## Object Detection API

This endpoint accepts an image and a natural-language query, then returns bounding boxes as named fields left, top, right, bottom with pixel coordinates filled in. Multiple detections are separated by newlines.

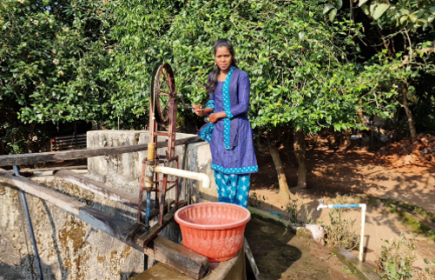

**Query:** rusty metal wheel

left=150, top=63, right=176, bottom=125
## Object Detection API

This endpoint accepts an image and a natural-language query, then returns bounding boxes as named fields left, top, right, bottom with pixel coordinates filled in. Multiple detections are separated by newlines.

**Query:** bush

left=377, top=234, right=416, bottom=280
left=324, top=194, right=359, bottom=250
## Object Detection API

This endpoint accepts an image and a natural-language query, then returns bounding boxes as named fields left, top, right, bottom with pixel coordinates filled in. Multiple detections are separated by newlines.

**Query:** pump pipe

left=152, top=166, right=210, bottom=189
left=13, top=165, right=44, bottom=280
left=317, top=199, right=366, bottom=261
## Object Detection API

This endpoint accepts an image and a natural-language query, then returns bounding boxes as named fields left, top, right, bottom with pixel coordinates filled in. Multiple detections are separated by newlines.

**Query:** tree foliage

left=0, top=0, right=111, bottom=124
left=163, top=0, right=385, bottom=135
left=325, top=0, right=435, bottom=29
left=100, top=0, right=184, bottom=126
left=1, top=0, right=413, bottom=142
left=1, top=0, right=434, bottom=197
left=144, top=0, right=399, bottom=192
left=323, top=0, right=435, bottom=142
left=1, top=0, right=113, bottom=152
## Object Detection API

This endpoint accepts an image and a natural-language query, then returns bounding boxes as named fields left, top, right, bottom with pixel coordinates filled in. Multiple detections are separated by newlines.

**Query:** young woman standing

left=194, top=39, right=258, bottom=208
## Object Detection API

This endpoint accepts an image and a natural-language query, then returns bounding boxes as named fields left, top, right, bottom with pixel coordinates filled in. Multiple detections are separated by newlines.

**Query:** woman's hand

left=209, top=112, right=228, bottom=123
left=209, top=113, right=218, bottom=123
left=192, top=104, right=205, bottom=116
left=193, top=104, right=215, bottom=117
left=194, top=109, right=207, bottom=116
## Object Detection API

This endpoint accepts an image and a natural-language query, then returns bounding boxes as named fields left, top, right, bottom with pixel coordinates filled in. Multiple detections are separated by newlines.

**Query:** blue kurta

left=199, top=70, right=258, bottom=175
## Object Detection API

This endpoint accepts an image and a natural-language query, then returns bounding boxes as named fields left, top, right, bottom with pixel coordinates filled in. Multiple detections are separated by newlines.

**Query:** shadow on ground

left=251, top=143, right=435, bottom=215
left=245, top=217, right=301, bottom=280
left=245, top=214, right=358, bottom=280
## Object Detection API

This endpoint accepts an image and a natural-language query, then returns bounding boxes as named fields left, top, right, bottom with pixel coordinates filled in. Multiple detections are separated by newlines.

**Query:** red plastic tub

left=175, top=202, right=251, bottom=262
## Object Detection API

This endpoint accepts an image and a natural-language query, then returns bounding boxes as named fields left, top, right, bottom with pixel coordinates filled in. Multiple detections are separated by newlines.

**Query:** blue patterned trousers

left=214, top=171, right=250, bottom=208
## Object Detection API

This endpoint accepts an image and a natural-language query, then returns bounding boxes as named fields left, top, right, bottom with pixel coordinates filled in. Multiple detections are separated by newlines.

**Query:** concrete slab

left=333, top=247, right=381, bottom=280
left=130, top=248, right=246, bottom=280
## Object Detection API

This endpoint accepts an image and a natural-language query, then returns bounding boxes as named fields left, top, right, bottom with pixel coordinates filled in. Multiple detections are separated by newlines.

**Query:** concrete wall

left=0, top=176, right=144, bottom=280
left=183, top=142, right=218, bottom=204
left=0, top=130, right=218, bottom=280
left=87, top=130, right=218, bottom=204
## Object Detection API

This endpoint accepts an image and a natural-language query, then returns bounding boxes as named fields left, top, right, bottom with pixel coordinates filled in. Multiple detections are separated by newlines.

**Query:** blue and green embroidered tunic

left=198, top=67, right=258, bottom=175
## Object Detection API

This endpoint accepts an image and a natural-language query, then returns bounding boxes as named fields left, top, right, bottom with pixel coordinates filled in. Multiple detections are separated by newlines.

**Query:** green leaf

left=373, top=4, right=390, bottom=20
left=430, top=6, right=435, bottom=15
left=416, top=19, right=427, bottom=27
left=424, top=258, right=430, bottom=264
left=416, top=9, right=425, bottom=19
left=336, top=0, right=343, bottom=10
left=400, top=8, right=410, bottom=15
left=358, top=0, right=369, bottom=7
left=387, top=262, right=397, bottom=277
left=409, top=14, right=417, bottom=23
left=329, top=8, right=337, bottom=22
left=323, top=4, right=335, bottom=15
left=361, top=5, right=370, bottom=15
left=369, top=3, right=377, bottom=16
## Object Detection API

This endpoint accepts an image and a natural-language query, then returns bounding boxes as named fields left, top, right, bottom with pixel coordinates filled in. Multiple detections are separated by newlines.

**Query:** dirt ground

left=249, top=137, right=435, bottom=274
left=245, top=216, right=359, bottom=280
left=251, top=139, right=435, bottom=213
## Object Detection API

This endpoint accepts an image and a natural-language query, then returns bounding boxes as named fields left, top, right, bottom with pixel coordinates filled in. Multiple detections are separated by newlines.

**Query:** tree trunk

left=356, top=100, right=365, bottom=123
left=339, top=130, right=351, bottom=150
left=401, top=84, right=417, bottom=143
left=0, top=140, right=5, bottom=155
left=27, top=122, right=37, bottom=153
left=268, top=141, right=291, bottom=198
left=392, top=107, right=400, bottom=143
left=293, top=129, right=307, bottom=188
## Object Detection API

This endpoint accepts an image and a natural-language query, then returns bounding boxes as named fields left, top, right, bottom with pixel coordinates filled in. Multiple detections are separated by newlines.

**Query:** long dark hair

left=205, top=39, right=237, bottom=95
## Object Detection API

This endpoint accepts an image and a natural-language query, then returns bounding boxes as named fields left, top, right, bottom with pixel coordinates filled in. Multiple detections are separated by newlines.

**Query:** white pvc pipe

left=359, top=204, right=366, bottom=262
left=317, top=200, right=367, bottom=261
left=153, top=166, right=211, bottom=189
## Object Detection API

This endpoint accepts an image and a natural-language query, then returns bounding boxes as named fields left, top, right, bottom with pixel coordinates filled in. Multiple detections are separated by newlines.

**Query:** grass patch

left=381, top=198, right=435, bottom=242
left=353, top=195, right=435, bottom=241
left=384, top=199, right=435, bottom=223
left=367, top=197, right=381, bottom=206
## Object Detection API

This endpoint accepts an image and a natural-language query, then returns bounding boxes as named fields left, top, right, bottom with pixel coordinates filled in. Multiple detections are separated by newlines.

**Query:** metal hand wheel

left=150, top=63, right=176, bottom=125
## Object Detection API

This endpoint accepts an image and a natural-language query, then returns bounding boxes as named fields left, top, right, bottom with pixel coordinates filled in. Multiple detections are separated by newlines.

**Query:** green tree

left=101, top=0, right=185, bottom=129
left=0, top=0, right=188, bottom=154
left=0, top=0, right=111, bottom=153
left=324, top=0, right=435, bottom=143
left=152, top=0, right=394, bottom=196
left=3, top=0, right=424, bottom=199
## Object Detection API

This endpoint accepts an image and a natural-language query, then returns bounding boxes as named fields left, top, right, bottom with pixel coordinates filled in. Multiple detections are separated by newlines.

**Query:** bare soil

left=249, top=137, right=435, bottom=274
left=245, top=216, right=359, bottom=280
left=252, top=141, right=434, bottom=209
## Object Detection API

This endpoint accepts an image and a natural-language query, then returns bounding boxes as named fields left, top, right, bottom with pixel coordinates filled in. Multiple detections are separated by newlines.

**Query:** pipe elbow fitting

left=198, top=173, right=210, bottom=189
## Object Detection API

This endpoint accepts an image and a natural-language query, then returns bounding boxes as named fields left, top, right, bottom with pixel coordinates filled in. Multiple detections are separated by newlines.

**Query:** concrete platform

left=131, top=248, right=246, bottom=280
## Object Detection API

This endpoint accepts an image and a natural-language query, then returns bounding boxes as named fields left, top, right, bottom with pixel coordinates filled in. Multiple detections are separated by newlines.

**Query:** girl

left=194, top=39, right=258, bottom=208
